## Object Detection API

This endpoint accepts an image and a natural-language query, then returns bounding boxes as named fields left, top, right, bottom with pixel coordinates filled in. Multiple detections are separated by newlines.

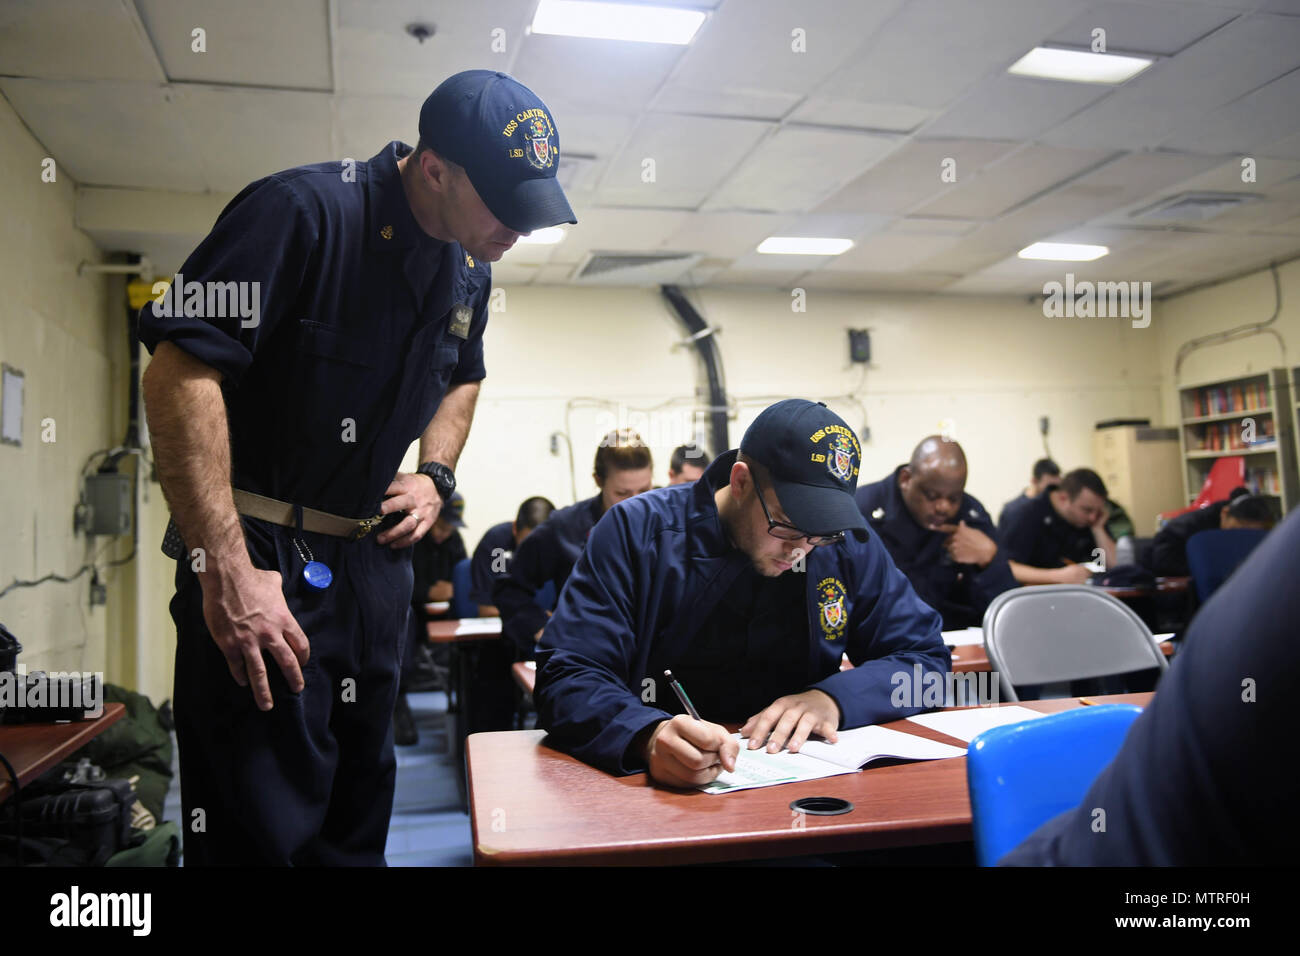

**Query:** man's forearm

left=142, top=343, right=251, bottom=582
left=1008, top=560, right=1072, bottom=585
left=1093, top=528, right=1117, bottom=568
left=418, top=381, right=480, bottom=469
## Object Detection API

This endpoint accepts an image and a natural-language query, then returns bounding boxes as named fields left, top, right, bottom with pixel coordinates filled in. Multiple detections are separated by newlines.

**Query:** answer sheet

left=699, top=735, right=859, bottom=794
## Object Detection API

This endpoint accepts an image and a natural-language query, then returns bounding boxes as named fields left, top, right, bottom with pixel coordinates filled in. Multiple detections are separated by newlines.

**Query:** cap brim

left=769, top=478, right=869, bottom=542
left=488, top=172, right=574, bottom=232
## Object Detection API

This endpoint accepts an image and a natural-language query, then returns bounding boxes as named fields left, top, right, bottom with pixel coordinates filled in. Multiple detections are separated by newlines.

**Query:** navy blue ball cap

left=442, top=491, right=466, bottom=528
left=739, top=400, right=868, bottom=541
left=419, top=70, right=577, bottom=234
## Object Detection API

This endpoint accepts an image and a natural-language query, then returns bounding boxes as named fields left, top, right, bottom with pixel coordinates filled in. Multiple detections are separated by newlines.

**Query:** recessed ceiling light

left=1018, top=242, right=1109, bottom=262
left=757, top=237, right=854, bottom=256
left=1008, top=46, right=1153, bottom=84
left=517, top=227, right=567, bottom=245
left=532, top=0, right=706, bottom=45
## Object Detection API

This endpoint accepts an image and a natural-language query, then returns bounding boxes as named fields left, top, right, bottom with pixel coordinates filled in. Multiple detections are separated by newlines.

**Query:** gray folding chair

left=982, top=585, right=1169, bottom=702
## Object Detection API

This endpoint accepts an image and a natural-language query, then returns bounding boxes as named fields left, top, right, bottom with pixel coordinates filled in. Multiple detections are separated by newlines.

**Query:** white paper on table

left=699, top=735, right=859, bottom=794
left=905, top=705, right=1045, bottom=744
left=941, top=627, right=985, bottom=647
left=797, top=724, right=966, bottom=769
left=453, top=617, right=503, bottom=635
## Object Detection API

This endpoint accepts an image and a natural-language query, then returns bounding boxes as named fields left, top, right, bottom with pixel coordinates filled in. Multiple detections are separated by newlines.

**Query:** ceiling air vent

left=572, top=251, right=702, bottom=285
left=1130, top=192, right=1261, bottom=223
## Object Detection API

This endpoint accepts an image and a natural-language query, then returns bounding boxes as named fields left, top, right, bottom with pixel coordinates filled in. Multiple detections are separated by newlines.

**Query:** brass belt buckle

left=351, top=514, right=384, bottom=541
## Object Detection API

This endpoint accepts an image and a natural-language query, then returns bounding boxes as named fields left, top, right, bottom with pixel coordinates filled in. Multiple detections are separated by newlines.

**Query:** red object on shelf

left=1160, top=455, right=1246, bottom=524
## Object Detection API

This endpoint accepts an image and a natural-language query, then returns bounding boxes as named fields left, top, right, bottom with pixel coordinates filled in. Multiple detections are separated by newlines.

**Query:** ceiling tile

left=703, top=126, right=900, bottom=213
left=137, top=0, right=332, bottom=90
left=814, top=138, right=1020, bottom=217
left=911, top=145, right=1116, bottom=219
left=596, top=113, right=772, bottom=208
left=1040, top=13, right=1300, bottom=150
left=334, top=0, right=533, bottom=97
left=0, top=0, right=161, bottom=82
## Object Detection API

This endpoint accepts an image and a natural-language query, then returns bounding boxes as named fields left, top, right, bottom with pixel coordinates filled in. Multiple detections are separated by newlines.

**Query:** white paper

left=941, top=627, right=985, bottom=647
left=797, top=724, right=966, bottom=769
left=453, top=617, right=503, bottom=635
left=699, top=735, right=859, bottom=794
left=905, top=705, right=1045, bottom=744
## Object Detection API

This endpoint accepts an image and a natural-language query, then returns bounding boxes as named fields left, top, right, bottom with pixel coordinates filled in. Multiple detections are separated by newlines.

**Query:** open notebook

left=700, top=726, right=966, bottom=794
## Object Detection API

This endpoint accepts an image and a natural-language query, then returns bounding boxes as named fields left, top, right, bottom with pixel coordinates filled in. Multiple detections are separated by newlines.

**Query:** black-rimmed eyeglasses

left=752, top=474, right=845, bottom=548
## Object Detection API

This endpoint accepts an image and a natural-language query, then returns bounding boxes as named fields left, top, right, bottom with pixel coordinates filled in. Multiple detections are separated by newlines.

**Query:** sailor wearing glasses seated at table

left=534, top=399, right=950, bottom=789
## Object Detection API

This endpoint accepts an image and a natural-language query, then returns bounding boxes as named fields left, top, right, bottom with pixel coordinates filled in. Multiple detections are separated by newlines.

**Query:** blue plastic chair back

left=533, top=579, right=557, bottom=613
left=450, top=558, right=475, bottom=619
left=967, top=704, right=1143, bottom=866
left=1186, top=528, right=1269, bottom=603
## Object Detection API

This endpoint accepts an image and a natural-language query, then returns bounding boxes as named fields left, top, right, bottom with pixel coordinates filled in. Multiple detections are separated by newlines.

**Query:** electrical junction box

left=85, top=472, right=132, bottom=536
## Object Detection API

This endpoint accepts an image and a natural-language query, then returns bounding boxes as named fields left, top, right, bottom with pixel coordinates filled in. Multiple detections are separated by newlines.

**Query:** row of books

left=1190, top=418, right=1276, bottom=452
left=1245, top=468, right=1281, bottom=495
left=1185, top=381, right=1271, bottom=417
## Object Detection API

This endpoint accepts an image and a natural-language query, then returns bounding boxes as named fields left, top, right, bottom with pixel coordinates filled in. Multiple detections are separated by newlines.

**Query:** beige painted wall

left=440, top=283, right=1167, bottom=551
left=0, top=94, right=125, bottom=689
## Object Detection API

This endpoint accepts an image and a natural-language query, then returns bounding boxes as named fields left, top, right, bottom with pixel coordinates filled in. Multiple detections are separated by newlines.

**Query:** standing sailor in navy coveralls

left=855, top=436, right=1017, bottom=630
left=535, top=401, right=949, bottom=788
left=139, top=71, right=575, bottom=864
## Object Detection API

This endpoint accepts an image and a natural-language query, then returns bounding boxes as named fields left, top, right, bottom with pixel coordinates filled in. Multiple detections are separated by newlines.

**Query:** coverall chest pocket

left=288, top=320, right=383, bottom=443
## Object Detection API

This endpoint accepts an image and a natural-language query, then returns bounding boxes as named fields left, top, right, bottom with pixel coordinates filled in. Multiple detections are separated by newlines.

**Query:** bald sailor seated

left=856, top=436, right=1017, bottom=630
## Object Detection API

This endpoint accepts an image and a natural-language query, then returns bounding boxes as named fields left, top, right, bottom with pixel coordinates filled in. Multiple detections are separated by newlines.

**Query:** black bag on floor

left=0, top=777, right=135, bottom=858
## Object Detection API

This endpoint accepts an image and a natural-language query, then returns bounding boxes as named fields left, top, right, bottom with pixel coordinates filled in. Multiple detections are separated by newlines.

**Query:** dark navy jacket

left=493, top=495, right=603, bottom=653
left=856, top=466, right=1017, bottom=629
left=999, top=489, right=1097, bottom=568
left=1147, top=502, right=1226, bottom=577
left=137, top=141, right=491, bottom=518
left=469, top=521, right=516, bottom=606
left=534, top=451, right=950, bottom=776
left=1002, top=510, right=1298, bottom=865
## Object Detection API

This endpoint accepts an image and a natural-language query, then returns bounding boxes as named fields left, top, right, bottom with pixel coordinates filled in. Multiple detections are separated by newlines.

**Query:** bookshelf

left=1178, top=368, right=1299, bottom=514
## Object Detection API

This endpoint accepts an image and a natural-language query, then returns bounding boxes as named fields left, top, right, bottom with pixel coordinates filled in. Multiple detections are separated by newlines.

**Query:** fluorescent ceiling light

left=532, top=1, right=705, bottom=45
left=517, top=227, right=567, bottom=245
left=757, top=237, right=853, bottom=256
left=1018, top=242, right=1109, bottom=262
left=1008, top=46, right=1153, bottom=84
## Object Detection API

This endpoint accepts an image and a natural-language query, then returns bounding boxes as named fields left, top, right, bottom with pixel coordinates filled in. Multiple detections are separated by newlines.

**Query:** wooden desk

left=511, top=644, right=1169, bottom=694
left=0, top=703, right=126, bottom=804
left=949, top=640, right=1174, bottom=673
left=468, top=692, right=1152, bottom=866
left=1093, top=576, right=1191, bottom=601
left=426, top=617, right=506, bottom=808
left=512, top=661, right=536, bottom=695
left=426, top=617, right=503, bottom=643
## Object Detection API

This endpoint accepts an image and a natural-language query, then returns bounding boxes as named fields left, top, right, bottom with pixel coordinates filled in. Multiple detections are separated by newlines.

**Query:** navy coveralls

left=468, top=520, right=516, bottom=607
left=137, top=141, right=490, bottom=865
left=998, top=489, right=1098, bottom=569
left=534, top=451, right=950, bottom=776
left=493, top=495, right=603, bottom=655
left=855, top=465, right=1018, bottom=629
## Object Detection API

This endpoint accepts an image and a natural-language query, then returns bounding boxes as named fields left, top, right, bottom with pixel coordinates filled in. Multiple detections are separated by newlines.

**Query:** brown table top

left=0, top=703, right=126, bottom=804
left=949, top=639, right=1172, bottom=673
left=512, top=661, right=536, bottom=694
left=427, top=617, right=504, bottom=643
left=468, top=692, right=1153, bottom=866
left=511, top=642, right=1169, bottom=691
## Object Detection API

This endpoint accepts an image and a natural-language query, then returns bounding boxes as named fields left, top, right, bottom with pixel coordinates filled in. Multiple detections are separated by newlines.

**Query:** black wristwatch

left=417, top=461, right=456, bottom=503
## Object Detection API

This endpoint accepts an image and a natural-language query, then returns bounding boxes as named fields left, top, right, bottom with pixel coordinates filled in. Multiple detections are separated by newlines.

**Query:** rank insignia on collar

left=380, top=224, right=393, bottom=240
left=450, top=304, right=472, bottom=339
left=466, top=253, right=475, bottom=268
left=871, top=507, right=885, bottom=520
